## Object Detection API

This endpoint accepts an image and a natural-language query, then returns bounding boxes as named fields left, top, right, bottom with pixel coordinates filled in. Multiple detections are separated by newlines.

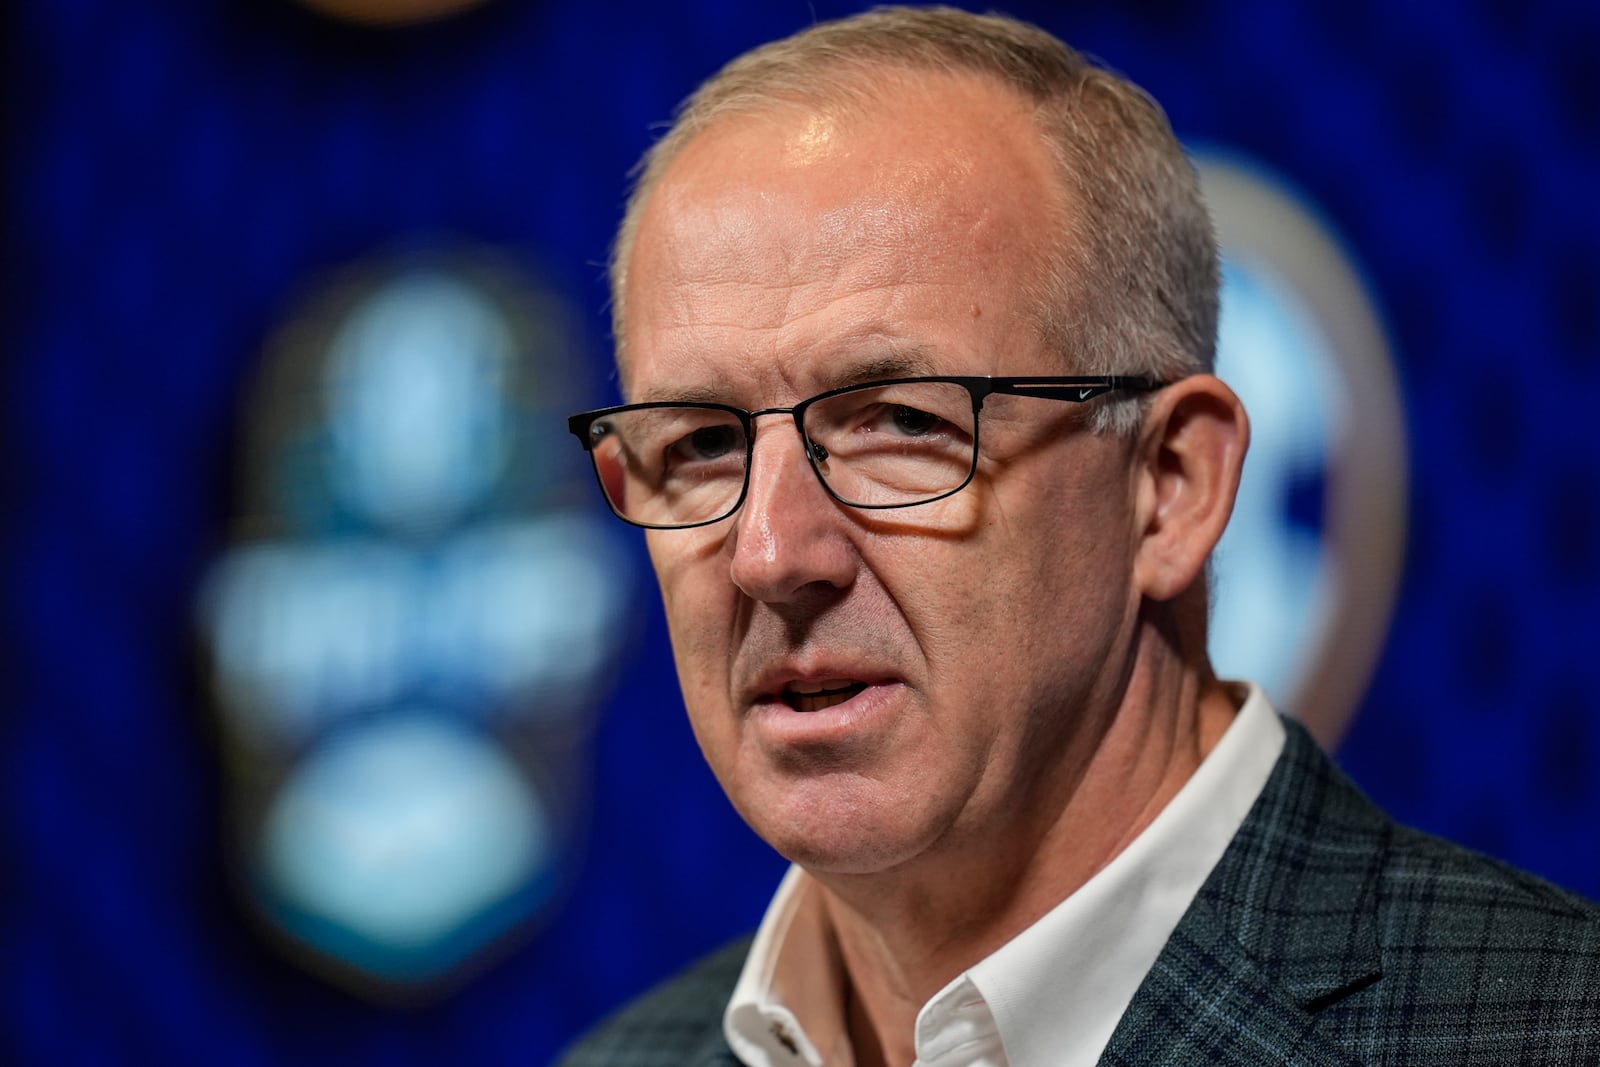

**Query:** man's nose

left=727, top=420, right=855, bottom=602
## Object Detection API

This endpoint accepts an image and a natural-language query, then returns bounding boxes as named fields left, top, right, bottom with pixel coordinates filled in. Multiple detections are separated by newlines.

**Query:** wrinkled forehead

left=616, top=72, right=1069, bottom=391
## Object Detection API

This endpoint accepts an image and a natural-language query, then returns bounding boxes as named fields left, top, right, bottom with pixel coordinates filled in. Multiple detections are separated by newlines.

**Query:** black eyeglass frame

left=566, top=374, right=1168, bottom=530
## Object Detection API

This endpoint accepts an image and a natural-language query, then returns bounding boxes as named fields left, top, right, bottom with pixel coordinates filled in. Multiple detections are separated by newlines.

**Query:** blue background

left=6, top=0, right=1599, bottom=1063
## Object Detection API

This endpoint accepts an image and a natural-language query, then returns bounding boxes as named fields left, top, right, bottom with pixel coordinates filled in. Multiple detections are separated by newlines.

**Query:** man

left=561, top=7, right=1600, bottom=1065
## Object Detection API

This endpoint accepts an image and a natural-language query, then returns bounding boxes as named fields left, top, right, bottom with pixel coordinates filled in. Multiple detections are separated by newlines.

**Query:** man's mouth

left=781, top=680, right=868, bottom=713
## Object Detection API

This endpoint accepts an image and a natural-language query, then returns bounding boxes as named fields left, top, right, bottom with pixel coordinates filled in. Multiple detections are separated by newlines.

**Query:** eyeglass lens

left=587, top=380, right=979, bottom=527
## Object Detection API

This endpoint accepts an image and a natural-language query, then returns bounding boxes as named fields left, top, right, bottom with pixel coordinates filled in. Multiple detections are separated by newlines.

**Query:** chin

left=770, top=837, right=911, bottom=877
left=741, top=786, right=941, bottom=878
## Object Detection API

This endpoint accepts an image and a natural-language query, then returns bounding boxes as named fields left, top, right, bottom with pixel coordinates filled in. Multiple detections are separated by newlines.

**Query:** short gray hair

left=610, top=5, right=1218, bottom=433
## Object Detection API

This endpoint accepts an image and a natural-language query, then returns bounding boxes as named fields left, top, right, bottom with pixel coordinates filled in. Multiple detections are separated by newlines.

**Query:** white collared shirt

left=724, top=684, right=1287, bottom=1067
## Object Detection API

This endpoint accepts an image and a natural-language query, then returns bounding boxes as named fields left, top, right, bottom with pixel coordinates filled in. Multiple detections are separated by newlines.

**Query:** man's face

left=621, top=73, right=1147, bottom=878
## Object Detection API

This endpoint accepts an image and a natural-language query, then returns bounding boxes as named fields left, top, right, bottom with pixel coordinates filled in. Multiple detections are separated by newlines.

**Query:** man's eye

left=668, top=424, right=741, bottom=463
left=889, top=405, right=943, bottom=437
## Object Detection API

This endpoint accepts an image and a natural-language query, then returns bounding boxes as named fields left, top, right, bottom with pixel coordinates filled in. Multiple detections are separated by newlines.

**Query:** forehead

left=621, top=71, right=1068, bottom=402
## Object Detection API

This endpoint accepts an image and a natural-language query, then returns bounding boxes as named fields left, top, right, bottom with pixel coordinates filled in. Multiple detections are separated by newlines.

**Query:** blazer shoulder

left=556, top=937, right=751, bottom=1067
left=1378, top=819, right=1600, bottom=962
left=1278, top=718, right=1600, bottom=1005
left=1115, top=719, right=1600, bottom=1064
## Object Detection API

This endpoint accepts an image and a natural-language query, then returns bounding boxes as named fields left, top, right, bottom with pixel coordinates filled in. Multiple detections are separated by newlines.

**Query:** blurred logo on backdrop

left=198, top=245, right=634, bottom=995
left=1198, top=154, right=1407, bottom=746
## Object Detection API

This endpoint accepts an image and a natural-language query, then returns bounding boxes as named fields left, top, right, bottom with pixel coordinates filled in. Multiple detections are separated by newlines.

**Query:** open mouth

left=782, top=680, right=868, bottom=713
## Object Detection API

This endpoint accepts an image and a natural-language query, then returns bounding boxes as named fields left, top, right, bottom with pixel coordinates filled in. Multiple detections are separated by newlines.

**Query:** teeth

left=786, top=679, right=856, bottom=696
left=782, top=681, right=866, bottom=712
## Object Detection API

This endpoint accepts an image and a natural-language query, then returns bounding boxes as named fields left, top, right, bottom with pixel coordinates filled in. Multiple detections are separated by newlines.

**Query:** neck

left=814, top=621, right=1237, bottom=1066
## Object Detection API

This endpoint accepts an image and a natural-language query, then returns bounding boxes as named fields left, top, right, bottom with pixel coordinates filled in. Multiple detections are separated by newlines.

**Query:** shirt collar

left=725, top=684, right=1286, bottom=1067
left=725, top=866, right=854, bottom=1067
left=959, top=683, right=1284, bottom=1066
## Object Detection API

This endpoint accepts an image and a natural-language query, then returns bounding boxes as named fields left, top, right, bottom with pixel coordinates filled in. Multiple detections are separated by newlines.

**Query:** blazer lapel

left=1099, top=720, right=1388, bottom=1066
left=1098, top=895, right=1363, bottom=1066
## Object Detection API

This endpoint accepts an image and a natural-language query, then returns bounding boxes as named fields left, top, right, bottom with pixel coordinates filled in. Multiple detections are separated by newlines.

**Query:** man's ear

left=1131, top=374, right=1250, bottom=602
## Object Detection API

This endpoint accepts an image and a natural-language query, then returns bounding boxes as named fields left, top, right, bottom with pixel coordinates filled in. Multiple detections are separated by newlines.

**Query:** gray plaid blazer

left=559, top=720, right=1600, bottom=1065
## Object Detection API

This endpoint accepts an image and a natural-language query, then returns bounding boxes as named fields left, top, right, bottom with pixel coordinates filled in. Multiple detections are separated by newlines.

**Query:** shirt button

left=771, top=1020, right=800, bottom=1056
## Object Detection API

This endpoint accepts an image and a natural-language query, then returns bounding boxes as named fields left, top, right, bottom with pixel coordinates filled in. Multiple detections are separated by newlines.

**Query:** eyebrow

left=633, top=383, right=728, bottom=404
left=833, top=349, right=939, bottom=387
left=634, top=345, right=941, bottom=405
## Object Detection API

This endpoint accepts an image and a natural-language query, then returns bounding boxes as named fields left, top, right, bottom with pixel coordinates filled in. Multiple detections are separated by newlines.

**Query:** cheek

left=648, top=528, right=724, bottom=603
left=659, top=577, right=739, bottom=763
left=971, top=481, right=1133, bottom=650
left=648, top=538, right=730, bottom=683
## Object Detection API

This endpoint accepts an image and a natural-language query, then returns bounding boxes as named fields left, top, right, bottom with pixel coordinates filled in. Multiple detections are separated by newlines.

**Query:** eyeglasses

left=567, top=375, right=1166, bottom=530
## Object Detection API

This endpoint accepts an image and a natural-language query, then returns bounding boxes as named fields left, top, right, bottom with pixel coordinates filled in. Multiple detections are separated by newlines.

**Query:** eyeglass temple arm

left=987, top=376, right=1165, bottom=402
